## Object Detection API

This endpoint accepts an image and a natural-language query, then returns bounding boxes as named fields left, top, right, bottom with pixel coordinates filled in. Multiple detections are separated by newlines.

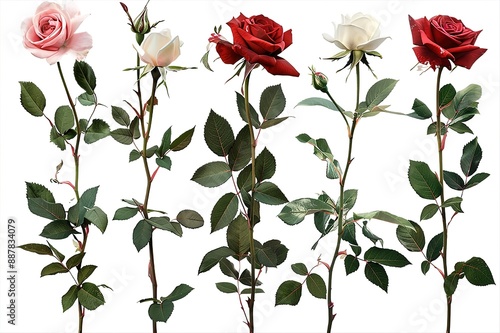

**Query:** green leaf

left=444, top=271, right=461, bottom=296
left=278, top=198, right=335, bottom=225
left=442, top=197, right=463, bottom=213
left=170, top=126, right=195, bottom=151
left=351, top=244, right=362, bottom=257
left=256, top=245, right=278, bottom=268
left=364, top=247, right=411, bottom=267
left=47, top=241, right=65, bottom=262
left=427, top=122, right=447, bottom=136
left=450, top=106, right=479, bottom=125
left=237, top=165, right=252, bottom=192
left=147, top=217, right=182, bottom=237
left=366, top=78, right=398, bottom=110
left=62, top=285, right=78, bottom=312
left=408, top=98, right=432, bottom=119
left=421, top=261, right=431, bottom=275
left=74, top=61, right=96, bottom=94
left=291, top=263, right=308, bottom=276
left=275, top=280, right=302, bottom=305
left=255, top=148, right=276, bottom=182
left=113, top=207, right=138, bottom=220
left=354, top=211, right=414, bottom=230
left=460, top=137, right=482, bottom=177
left=26, top=182, right=55, bottom=202
left=426, top=232, right=443, bottom=262
left=226, top=214, right=250, bottom=257
left=129, top=149, right=141, bottom=162
left=157, top=127, right=171, bottom=156
left=260, top=117, right=289, bottom=129
left=66, top=252, right=85, bottom=270
left=84, top=119, right=110, bottom=144
left=408, top=160, right=442, bottom=200
left=219, top=258, right=238, bottom=279
left=40, top=220, right=78, bottom=240
left=465, top=172, right=489, bottom=189
left=78, top=265, right=97, bottom=284
left=361, top=221, right=384, bottom=247
left=236, top=92, right=260, bottom=128
left=111, top=106, right=130, bottom=126
left=130, top=116, right=140, bottom=139
left=77, top=186, right=98, bottom=225
left=453, top=84, right=482, bottom=112
left=78, top=282, right=105, bottom=310
left=443, top=171, right=465, bottom=191
left=254, top=182, right=288, bottom=205
left=198, top=246, right=236, bottom=274
left=439, top=84, right=456, bottom=109
left=148, top=301, right=174, bottom=322
left=132, top=220, right=152, bottom=252
left=306, top=273, right=326, bottom=299
left=449, top=122, right=473, bottom=134
left=241, top=288, right=264, bottom=294
left=239, top=268, right=263, bottom=286
left=215, top=282, right=238, bottom=293
left=211, top=193, right=238, bottom=233
left=78, top=92, right=95, bottom=106
left=176, top=210, right=204, bottom=229
left=228, top=126, right=251, bottom=171
left=191, top=161, right=231, bottom=188
left=396, top=221, right=425, bottom=252
left=18, top=243, right=53, bottom=256
left=345, top=255, right=360, bottom=275
left=260, top=84, right=286, bottom=120
left=50, top=127, right=66, bottom=150
left=162, top=284, right=194, bottom=302
left=54, top=106, right=75, bottom=134
left=110, top=128, right=133, bottom=145
left=19, top=81, right=45, bottom=116
left=364, top=262, right=388, bottom=292
left=41, top=262, right=68, bottom=277
left=420, top=204, right=439, bottom=221
left=85, top=206, right=108, bottom=233
left=28, top=198, right=66, bottom=221
left=156, top=156, right=172, bottom=170
left=204, top=110, right=234, bottom=157
left=462, top=257, right=495, bottom=286
left=342, top=223, right=357, bottom=245
left=296, top=97, right=346, bottom=114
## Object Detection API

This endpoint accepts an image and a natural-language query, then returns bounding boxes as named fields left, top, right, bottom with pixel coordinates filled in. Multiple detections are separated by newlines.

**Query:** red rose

left=209, top=13, right=299, bottom=77
left=409, top=15, right=486, bottom=70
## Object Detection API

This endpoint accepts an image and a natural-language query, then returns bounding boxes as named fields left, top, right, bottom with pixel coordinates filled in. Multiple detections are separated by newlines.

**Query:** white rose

left=134, top=29, right=182, bottom=77
left=323, top=13, right=389, bottom=51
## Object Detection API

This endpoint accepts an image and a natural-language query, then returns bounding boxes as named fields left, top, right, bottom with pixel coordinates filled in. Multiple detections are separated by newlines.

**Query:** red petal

left=215, top=41, right=242, bottom=64
left=283, top=29, right=293, bottom=49
left=408, top=15, right=432, bottom=46
left=234, top=44, right=276, bottom=66
left=452, top=47, right=487, bottom=69
left=261, top=56, right=300, bottom=77
left=419, top=30, right=454, bottom=59
left=413, top=46, right=451, bottom=70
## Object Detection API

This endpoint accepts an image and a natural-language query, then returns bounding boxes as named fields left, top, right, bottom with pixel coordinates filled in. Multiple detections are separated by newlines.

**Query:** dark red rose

left=409, top=15, right=486, bottom=70
left=209, top=13, right=299, bottom=77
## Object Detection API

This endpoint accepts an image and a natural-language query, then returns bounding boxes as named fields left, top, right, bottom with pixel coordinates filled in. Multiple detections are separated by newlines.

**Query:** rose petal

left=357, top=36, right=390, bottom=51
left=336, top=24, right=370, bottom=50
left=350, top=15, right=380, bottom=39
left=233, top=44, right=276, bottom=67
left=156, top=35, right=181, bottom=67
left=282, top=29, right=293, bottom=49
left=261, top=56, right=300, bottom=77
left=322, top=32, right=336, bottom=43
left=452, top=47, right=487, bottom=69
left=45, top=47, right=68, bottom=64
left=419, top=30, right=454, bottom=60
left=215, top=41, right=242, bottom=64
left=408, top=15, right=432, bottom=46
left=413, top=46, right=451, bottom=70
left=65, top=31, right=92, bottom=60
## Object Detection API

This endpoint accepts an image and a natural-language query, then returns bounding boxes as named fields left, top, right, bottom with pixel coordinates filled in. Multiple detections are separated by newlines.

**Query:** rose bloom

left=323, top=13, right=389, bottom=51
left=209, top=13, right=299, bottom=77
left=22, top=1, right=92, bottom=64
left=409, top=15, right=486, bottom=70
left=134, top=29, right=181, bottom=77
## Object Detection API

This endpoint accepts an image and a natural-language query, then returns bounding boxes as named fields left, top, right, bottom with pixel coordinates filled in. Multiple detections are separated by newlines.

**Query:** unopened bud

left=133, top=4, right=151, bottom=35
left=310, top=66, right=328, bottom=93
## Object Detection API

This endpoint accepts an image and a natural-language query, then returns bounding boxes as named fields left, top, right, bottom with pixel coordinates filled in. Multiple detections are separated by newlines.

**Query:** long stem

left=243, top=73, right=257, bottom=333
left=435, top=67, right=451, bottom=333
left=326, top=63, right=361, bottom=333
left=57, top=61, right=85, bottom=333
left=140, top=67, right=160, bottom=333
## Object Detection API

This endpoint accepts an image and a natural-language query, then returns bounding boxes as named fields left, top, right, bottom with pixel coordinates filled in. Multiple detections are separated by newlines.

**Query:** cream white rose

left=134, top=29, right=182, bottom=77
left=323, top=13, right=389, bottom=51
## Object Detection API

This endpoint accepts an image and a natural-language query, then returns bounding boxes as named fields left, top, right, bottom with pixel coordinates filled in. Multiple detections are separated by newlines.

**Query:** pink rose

left=22, top=1, right=92, bottom=64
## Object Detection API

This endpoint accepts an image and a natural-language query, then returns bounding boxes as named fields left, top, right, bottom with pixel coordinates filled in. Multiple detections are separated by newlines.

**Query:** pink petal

left=65, top=32, right=92, bottom=60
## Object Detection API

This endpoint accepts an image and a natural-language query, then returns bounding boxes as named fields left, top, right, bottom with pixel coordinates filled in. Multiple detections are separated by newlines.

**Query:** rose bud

left=133, top=4, right=151, bottom=35
left=310, top=67, right=329, bottom=93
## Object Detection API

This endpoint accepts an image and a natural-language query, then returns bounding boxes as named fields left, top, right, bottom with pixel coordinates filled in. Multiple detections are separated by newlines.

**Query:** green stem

left=57, top=61, right=84, bottom=333
left=140, top=67, right=160, bottom=333
left=326, top=63, right=360, bottom=333
left=243, top=73, right=256, bottom=333
left=435, top=66, right=451, bottom=333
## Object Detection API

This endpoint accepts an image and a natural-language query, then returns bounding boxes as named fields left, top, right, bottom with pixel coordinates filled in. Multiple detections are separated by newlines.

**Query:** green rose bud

left=309, top=66, right=328, bottom=93
left=133, top=5, right=151, bottom=35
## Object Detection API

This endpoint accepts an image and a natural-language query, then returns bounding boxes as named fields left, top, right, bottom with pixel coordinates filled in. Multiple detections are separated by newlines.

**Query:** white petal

left=350, top=16, right=380, bottom=39
left=357, top=36, right=390, bottom=51
left=156, top=35, right=181, bottom=67
left=336, top=24, right=370, bottom=50
left=322, top=33, right=336, bottom=43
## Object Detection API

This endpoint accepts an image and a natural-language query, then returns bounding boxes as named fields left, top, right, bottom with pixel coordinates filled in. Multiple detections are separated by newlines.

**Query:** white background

left=0, top=1, right=499, bottom=332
